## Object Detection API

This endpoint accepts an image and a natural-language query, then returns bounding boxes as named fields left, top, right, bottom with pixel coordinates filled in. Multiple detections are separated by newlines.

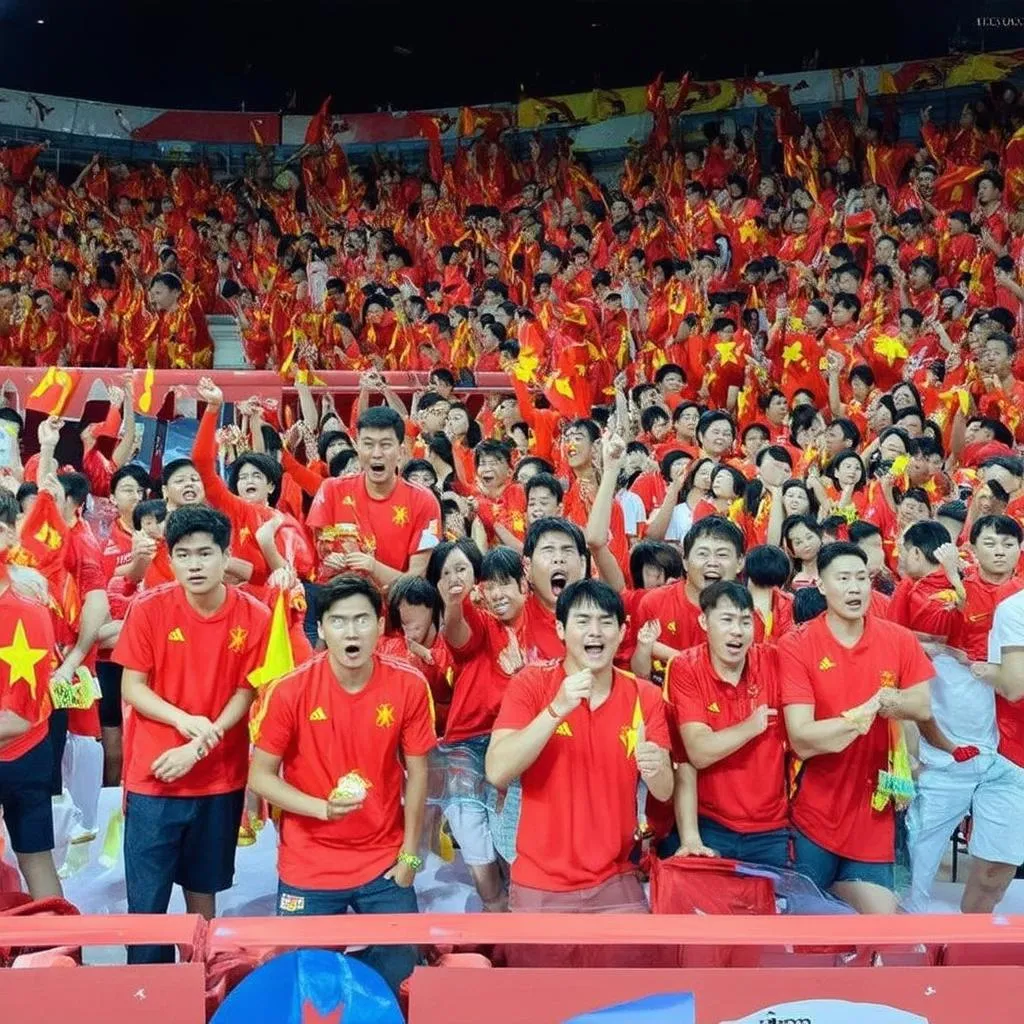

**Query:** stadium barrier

left=1, top=911, right=1023, bottom=1022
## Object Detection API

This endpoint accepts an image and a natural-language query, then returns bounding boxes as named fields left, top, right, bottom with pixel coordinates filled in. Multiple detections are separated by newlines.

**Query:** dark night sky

left=1, top=0, right=1022, bottom=115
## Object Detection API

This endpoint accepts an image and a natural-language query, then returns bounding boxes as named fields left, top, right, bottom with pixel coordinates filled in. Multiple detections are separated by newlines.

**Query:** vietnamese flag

left=542, top=341, right=593, bottom=419
left=25, top=368, right=81, bottom=417
left=933, top=164, right=984, bottom=211
left=94, top=402, right=122, bottom=440
left=305, top=96, right=332, bottom=147
left=1005, top=125, right=1024, bottom=209
left=0, top=143, right=44, bottom=183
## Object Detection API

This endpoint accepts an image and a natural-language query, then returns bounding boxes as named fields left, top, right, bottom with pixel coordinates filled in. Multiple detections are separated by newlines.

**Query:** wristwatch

left=397, top=851, right=424, bottom=871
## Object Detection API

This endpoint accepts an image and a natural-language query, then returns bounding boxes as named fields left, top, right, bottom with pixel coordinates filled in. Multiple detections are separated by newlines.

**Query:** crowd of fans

left=4, top=82, right=1024, bottom=990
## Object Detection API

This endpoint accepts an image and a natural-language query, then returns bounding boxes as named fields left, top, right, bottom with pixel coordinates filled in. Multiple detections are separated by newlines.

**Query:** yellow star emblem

left=873, top=335, right=909, bottom=366
left=33, top=522, right=63, bottom=551
left=238, top=526, right=252, bottom=543
left=375, top=702, right=395, bottom=728
left=739, top=220, right=759, bottom=243
left=0, top=620, right=49, bottom=699
left=342, top=495, right=356, bottom=506
left=818, top=656, right=836, bottom=671
left=619, top=696, right=644, bottom=757
left=228, top=626, right=248, bottom=653
left=392, top=505, right=409, bottom=526
left=715, top=341, right=739, bottom=366
left=782, top=340, right=804, bottom=367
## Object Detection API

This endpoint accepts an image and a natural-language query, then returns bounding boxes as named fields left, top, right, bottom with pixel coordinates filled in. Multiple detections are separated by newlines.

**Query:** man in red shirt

left=307, top=406, right=441, bottom=593
left=667, top=581, right=789, bottom=867
left=249, top=575, right=435, bottom=995
left=0, top=490, right=62, bottom=899
left=114, top=506, right=270, bottom=964
left=487, top=578, right=672, bottom=917
left=632, top=517, right=746, bottom=679
left=780, top=542, right=933, bottom=914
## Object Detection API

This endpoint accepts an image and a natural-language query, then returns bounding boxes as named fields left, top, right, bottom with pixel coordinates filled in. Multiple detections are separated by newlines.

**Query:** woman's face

left=892, top=386, right=917, bottom=411
left=880, top=433, right=908, bottom=462
left=711, top=469, right=737, bottom=501
left=399, top=601, right=434, bottom=645
left=694, top=461, right=716, bottom=492
left=787, top=523, right=821, bottom=564
left=439, top=547, right=476, bottom=598
left=678, top=407, right=700, bottom=435
left=836, top=456, right=863, bottom=488
left=446, top=406, right=470, bottom=436
left=782, top=486, right=810, bottom=516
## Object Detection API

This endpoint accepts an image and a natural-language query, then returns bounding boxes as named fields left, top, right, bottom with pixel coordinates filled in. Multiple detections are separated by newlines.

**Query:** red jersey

left=667, top=644, right=788, bottom=833
left=307, top=473, right=441, bottom=584
left=253, top=651, right=436, bottom=890
left=0, top=588, right=56, bottom=763
left=636, top=581, right=705, bottom=653
left=753, top=588, right=795, bottom=645
left=101, top=517, right=136, bottom=622
left=778, top=614, right=933, bottom=861
left=113, top=583, right=270, bottom=797
left=493, top=663, right=670, bottom=891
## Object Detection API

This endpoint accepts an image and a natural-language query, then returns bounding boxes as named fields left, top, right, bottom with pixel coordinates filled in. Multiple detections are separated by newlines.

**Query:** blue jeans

left=302, top=581, right=323, bottom=649
left=277, top=871, right=419, bottom=995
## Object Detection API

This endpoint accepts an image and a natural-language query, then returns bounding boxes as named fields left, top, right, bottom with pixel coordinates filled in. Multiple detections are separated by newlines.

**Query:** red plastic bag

left=649, top=856, right=777, bottom=916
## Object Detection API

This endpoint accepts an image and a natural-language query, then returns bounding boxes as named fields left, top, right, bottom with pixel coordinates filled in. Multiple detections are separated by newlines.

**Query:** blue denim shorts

left=792, top=828, right=895, bottom=892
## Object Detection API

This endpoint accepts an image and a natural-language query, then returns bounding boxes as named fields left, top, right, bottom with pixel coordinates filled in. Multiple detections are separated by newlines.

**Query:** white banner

left=721, top=1000, right=929, bottom=1024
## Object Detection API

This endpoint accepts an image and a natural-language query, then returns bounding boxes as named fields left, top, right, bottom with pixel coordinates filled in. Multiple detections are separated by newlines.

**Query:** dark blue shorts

left=698, top=817, right=791, bottom=869
left=0, top=733, right=55, bottom=854
left=124, top=789, right=245, bottom=904
left=792, top=828, right=895, bottom=892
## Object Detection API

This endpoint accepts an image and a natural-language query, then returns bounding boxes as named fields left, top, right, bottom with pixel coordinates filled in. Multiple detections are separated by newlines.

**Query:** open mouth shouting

left=367, top=460, right=389, bottom=481
left=180, top=484, right=199, bottom=503
left=581, top=639, right=606, bottom=663
left=550, top=570, right=568, bottom=597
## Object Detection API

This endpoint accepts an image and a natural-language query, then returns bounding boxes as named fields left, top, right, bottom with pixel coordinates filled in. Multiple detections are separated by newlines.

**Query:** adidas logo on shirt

left=167, top=628, right=186, bottom=642
left=555, top=722, right=573, bottom=737
left=308, top=707, right=328, bottom=722
left=818, top=656, right=836, bottom=671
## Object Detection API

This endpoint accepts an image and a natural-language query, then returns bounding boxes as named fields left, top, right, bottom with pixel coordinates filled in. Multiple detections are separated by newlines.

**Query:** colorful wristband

left=397, top=851, right=423, bottom=871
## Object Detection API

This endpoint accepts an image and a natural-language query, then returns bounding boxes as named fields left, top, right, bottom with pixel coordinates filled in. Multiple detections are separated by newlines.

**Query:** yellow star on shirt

left=375, top=702, right=396, bottom=728
left=782, top=340, right=804, bottom=367
left=0, top=620, right=49, bottom=699
left=620, top=696, right=645, bottom=758
left=392, top=505, right=409, bottom=526
left=739, top=219, right=759, bottom=243
left=715, top=340, right=739, bottom=366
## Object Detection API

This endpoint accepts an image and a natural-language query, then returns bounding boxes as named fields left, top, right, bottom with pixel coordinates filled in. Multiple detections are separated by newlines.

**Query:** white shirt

left=664, top=502, right=693, bottom=544
left=616, top=490, right=646, bottom=538
left=988, top=589, right=1024, bottom=665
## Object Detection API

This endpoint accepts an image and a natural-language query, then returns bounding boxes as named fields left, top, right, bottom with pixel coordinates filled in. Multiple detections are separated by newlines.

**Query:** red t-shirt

left=668, top=644, right=788, bottom=833
left=0, top=588, right=56, bottom=763
left=101, top=517, right=136, bottom=623
left=113, top=583, right=270, bottom=797
left=306, top=473, right=441, bottom=583
left=778, top=614, right=933, bottom=861
left=493, top=663, right=670, bottom=892
left=65, top=520, right=109, bottom=738
left=753, top=588, right=795, bottom=645
left=253, top=651, right=437, bottom=889
left=636, top=581, right=705, bottom=653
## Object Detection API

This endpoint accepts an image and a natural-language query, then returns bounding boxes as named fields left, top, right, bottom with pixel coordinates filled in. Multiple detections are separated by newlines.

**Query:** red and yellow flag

left=26, top=368, right=81, bottom=416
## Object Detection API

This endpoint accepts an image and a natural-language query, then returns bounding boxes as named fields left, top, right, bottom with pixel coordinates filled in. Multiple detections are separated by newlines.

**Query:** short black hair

left=523, top=516, right=587, bottom=559
left=0, top=489, right=18, bottom=528
left=513, top=455, right=554, bottom=481
left=316, top=574, right=384, bottom=622
left=524, top=472, right=564, bottom=505
left=828, top=417, right=862, bottom=450
left=402, top=458, right=438, bottom=486
left=132, top=498, right=167, bottom=531
left=165, top=505, right=231, bottom=553
left=474, top=438, right=513, bottom=469
left=641, top=405, right=670, bottom=433
left=682, top=515, right=745, bottom=560
left=903, top=520, right=951, bottom=564
left=425, top=538, right=483, bottom=588
left=356, top=405, right=405, bottom=443
left=387, top=575, right=441, bottom=633
left=699, top=579, right=753, bottom=615
left=110, top=464, right=151, bottom=495
left=817, top=540, right=868, bottom=575
left=329, top=449, right=357, bottom=477
left=57, top=472, right=90, bottom=510
left=15, top=482, right=37, bottom=511
left=792, top=587, right=827, bottom=624
left=628, top=540, right=683, bottom=589
left=317, top=429, right=349, bottom=463
left=480, top=545, right=524, bottom=584
left=970, top=513, right=1023, bottom=546
left=744, top=544, right=791, bottom=588
left=555, top=578, right=625, bottom=627
left=0, top=407, right=24, bottom=435
left=848, top=519, right=882, bottom=544
left=756, top=444, right=793, bottom=469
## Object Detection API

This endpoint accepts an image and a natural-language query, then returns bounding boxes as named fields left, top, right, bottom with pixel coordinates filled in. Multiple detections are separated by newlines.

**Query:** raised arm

left=586, top=431, right=627, bottom=590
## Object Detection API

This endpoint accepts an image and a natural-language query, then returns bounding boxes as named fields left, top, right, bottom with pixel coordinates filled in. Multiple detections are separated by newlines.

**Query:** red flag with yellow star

left=0, top=588, right=57, bottom=752
left=25, top=368, right=81, bottom=416
left=543, top=341, right=593, bottom=419
left=1005, top=125, right=1024, bottom=209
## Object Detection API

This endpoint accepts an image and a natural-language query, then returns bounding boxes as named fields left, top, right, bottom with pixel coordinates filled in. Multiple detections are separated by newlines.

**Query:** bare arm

left=0, top=710, right=31, bottom=746
left=111, top=381, right=137, bottom=469
left=586, top=434, right=627, bottom=590
left=783, top=702, right=870, bottom=760
left=249, top=748, right=329, bottom=820
left=486, top=719, right=559, bottom=790
left=398, top=753, right=428, bottom=856
left=121, top=667, right=190, bottom=730
left=57, top=589, right=110, bottom=678
left=680, top=713, right=767, bottom=771
left=975, top=649, right=1024, bottom=701
left=644, top=477, right=684, bottom=542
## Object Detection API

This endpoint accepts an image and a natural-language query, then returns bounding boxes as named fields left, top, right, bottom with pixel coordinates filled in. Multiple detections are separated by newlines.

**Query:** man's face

left=791, top=213, right=808, bottom=234
left=837, top=272, right=859, bottom=294
left=356, top=426, right=401, bottom=485
left=824, top=423, right=852, bottom=456
left=700, top=420, right=734, bottom=457
left=50, top=266, right=70, bottom=291
left=917, top=171, right=935, bottom=197
left=898, top=542, right=931, bottom=580
left=978, top=179, right=998, bottom=205
left=818, top=554, right=871, bottom=621
left=562, top=425, right=594, bottom=471
left=165, top=465, right=204, bottom=508
left=611, top=199, right=629, bottom=221
left=149, top=281, right=175, bottom=311
left=557, top=599, right=624, bottom=674
left=974, top=525, right=1021, bottom=579
left=799, top=414, right=826, bottom=449
left=831, top=303, right=853, bottom=327
left=538, top=251, right=559, bottom=275
left=982, top=339, right=1012, bottom=376
left=526, top=485, right=561, bottom=525
left=476, top=452, right=510, bottom=491
left=742, top=428, right=768, bottom=461
left=171, top=531, right=229, bottom=597
left=525, top=530, right=586, bottom=607
left=702, top=598, right=754, bottom=671
left=855, top=534, right=885, bottom=576
left=909, top=265, right=931, bottom=291
left=319, top=594, right=382, bottom=672
left=685, top=534, right=743, bottom=591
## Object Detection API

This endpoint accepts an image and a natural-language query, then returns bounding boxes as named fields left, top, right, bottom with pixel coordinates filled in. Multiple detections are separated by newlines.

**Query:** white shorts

left=444, top=800, right=496, bottom=866
left=969, top=754, right=1024, bottom=867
